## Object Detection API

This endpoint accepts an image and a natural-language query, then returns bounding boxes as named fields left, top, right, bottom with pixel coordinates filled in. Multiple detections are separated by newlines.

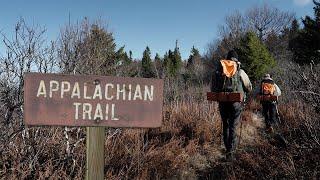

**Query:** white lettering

left=116, top=84, right=126, bottom=100
left=73, top=102, right=81, bottom=120
left=61, top=81, right=71, bottom=98
left=93, top=103, right=103, bottom=120
left=49, top=80, right=59, bottom=98
left=84, top=84, right=91, bottom=99
left=111, top=104, right=119, bottom=120
left=93, top=84, right=102, bottom=100
left=83, top=103, right=92, bottom=120
left=128, top=84, right=132, bottom=101
left=71, top=82, right=81, bottom=99
left=144, top=85, right=154, bottom=101
left=36, top=80, right=47, bottom=97
left=105, top=83, right=114, bottom=100
left=133, top=84, right=143, bottom=100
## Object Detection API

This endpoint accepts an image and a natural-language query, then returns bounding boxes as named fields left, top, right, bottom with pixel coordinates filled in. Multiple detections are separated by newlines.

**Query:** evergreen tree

left=77, top=24, right=117, bottom=75
left=165, top=41, right=182, bottom=77
left=163, top=51, right=170, bottom=77
left=129, top=50, right=133, bottom=61
left=185, top=46, right=204, bottom=85
left=187, top=46, right=201, bottom=67
left=155, top=53, right=161, bottom=62
left=167, top=49, right=176, bottom=77
left=173, top=41, right=182, bottom=72
left=163, top=41, right=183, bottom=78
left=237, top=31, right=276, bottom=81
left=290, top=19, right=300, bottom=36
left=289, top=0, right=320, bottom=64
left=154, top=53, right=163, bottom=78
left=141, top=46, right=155, bottom=78
left=116, top=46, right=131, bottom=65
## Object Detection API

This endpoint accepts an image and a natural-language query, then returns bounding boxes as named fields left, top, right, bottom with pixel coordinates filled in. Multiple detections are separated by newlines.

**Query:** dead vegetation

left=1, top=84, right=319, bottom=179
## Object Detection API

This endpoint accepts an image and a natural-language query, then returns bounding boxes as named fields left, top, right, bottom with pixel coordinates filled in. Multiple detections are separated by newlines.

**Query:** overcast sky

left=0, top=0, right=315, bottom=59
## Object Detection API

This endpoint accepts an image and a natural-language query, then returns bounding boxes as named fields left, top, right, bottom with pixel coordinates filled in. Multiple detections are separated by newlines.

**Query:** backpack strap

left=232, top=70, right=240, bottom=92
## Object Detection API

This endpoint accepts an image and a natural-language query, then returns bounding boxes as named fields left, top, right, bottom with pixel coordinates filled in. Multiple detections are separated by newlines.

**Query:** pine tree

left=116, top=46, right=131, bottom=65
left=173, top=40, right=182, bottom=72
left=237, top=32, right=276, bottom=81
left=155, top=53, right=161, bottom=62
left=78, top=24, right=117, bottom=75
left=129, top=50, right=133, bottom=61
left=187, top=46, right=200, bottom=67
left=166, top=40, right=182, bottom=77
left=154, top=53, right=163, bottom=78
left=167, top=49, right=176, bottom=77
left=289, top=0, right=320, bottom=64
left=185, top=46, right=204, bottom=85
left=163, top=41, right=183, bottom=78
left=141, top=46, right=155, bottom=78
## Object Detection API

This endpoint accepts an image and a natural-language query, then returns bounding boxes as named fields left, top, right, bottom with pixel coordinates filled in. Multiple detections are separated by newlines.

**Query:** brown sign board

left=24, top=73, right=164, bottom=128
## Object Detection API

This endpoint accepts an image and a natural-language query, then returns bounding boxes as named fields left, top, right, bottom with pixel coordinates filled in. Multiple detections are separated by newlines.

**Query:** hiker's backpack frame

left=258, top=79, right=278, bottom=102
left=208, top=60, right=244, bottom=102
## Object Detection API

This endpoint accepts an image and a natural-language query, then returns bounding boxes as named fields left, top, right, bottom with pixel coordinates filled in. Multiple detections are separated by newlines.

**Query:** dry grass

left=0, top=93, right=319, bottom=179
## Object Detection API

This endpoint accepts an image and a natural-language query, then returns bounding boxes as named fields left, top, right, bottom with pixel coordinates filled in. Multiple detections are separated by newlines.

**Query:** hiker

left=254, top=74, right=281, bottom=133
left=211, top=50, right=252, bottom=160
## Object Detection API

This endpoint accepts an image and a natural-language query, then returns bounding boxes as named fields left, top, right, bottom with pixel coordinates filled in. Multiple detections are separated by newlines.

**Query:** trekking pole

left=238, top=106, right=245, bottom=146
left=239, top=113, right=243, bottom=146
left=239, top=97, right=250, bottom=146
left=275, top=103, right=282, bottom=124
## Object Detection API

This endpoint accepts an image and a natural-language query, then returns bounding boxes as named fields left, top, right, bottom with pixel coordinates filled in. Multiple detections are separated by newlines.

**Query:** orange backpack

left=220, top=60, right=238, bottom=78
left=261, top=81, right=275, bottom=95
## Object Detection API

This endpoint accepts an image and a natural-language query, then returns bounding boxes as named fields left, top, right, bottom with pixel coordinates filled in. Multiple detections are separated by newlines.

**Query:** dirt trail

left=212, top=111, right=266, bottom=159
left=238, top=111, right=265, bottom=145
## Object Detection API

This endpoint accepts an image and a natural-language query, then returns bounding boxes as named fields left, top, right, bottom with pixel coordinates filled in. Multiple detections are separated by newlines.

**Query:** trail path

left=213, top=111, right=266, bottom=159
left=238, top=112, right=265, bottom=145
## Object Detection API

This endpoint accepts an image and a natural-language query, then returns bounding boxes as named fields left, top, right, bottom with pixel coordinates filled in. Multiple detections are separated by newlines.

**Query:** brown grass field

left=1, top=84, right=319, bottom=179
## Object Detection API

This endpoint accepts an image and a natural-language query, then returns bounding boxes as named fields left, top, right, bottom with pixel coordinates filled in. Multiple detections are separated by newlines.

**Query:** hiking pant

left=219, top=102, right=242, bottom=153
left=262, top=102, right=277, bottom=128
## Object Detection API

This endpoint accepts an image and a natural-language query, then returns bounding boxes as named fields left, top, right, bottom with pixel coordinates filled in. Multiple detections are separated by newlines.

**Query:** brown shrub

left=1, top=94, right=319, bottom=179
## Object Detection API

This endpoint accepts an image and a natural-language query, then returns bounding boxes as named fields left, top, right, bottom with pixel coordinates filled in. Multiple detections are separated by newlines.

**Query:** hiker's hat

left=263, top=73, right=273, bottom=80
left=227, top=50, right=239, bottom=62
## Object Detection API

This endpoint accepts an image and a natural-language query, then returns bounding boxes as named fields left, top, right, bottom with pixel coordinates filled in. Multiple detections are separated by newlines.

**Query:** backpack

left=261, top=79, right=275, bottom=95
left=214, top=60, right=244, bottom=94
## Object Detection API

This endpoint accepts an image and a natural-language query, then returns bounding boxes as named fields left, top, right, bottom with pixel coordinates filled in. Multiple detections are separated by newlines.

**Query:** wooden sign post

left=24, top=73, right=164, bottom=179
left=86, top=127, right=105, bottom=180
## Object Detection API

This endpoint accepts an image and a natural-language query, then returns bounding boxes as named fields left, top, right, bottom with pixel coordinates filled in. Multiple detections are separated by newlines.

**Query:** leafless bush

left=207, top=3, right=294, bottom=60
left=0, top=18, right=56, bottom=127
left=246, top=4, right=294, bottom=40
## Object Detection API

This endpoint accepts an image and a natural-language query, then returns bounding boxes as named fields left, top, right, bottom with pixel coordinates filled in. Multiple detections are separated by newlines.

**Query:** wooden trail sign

left=24, top=73, right=164, bottom=127
left=24, top=72, right=164, bottom=180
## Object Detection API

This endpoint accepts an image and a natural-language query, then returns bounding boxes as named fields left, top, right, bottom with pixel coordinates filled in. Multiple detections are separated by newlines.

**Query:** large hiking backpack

left=257, top=79, right=278, bottom=102
left=215, top=59, right=243, bottom=93
left=261, top=79, right=275, bottom=95
left=208, top=59, right=244, bottom=102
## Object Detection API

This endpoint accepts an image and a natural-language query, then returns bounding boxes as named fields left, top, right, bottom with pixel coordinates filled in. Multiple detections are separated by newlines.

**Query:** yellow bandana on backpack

left=220, top=60, right=238, bottom=78
left=262, top=83, right=275, bottom=95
